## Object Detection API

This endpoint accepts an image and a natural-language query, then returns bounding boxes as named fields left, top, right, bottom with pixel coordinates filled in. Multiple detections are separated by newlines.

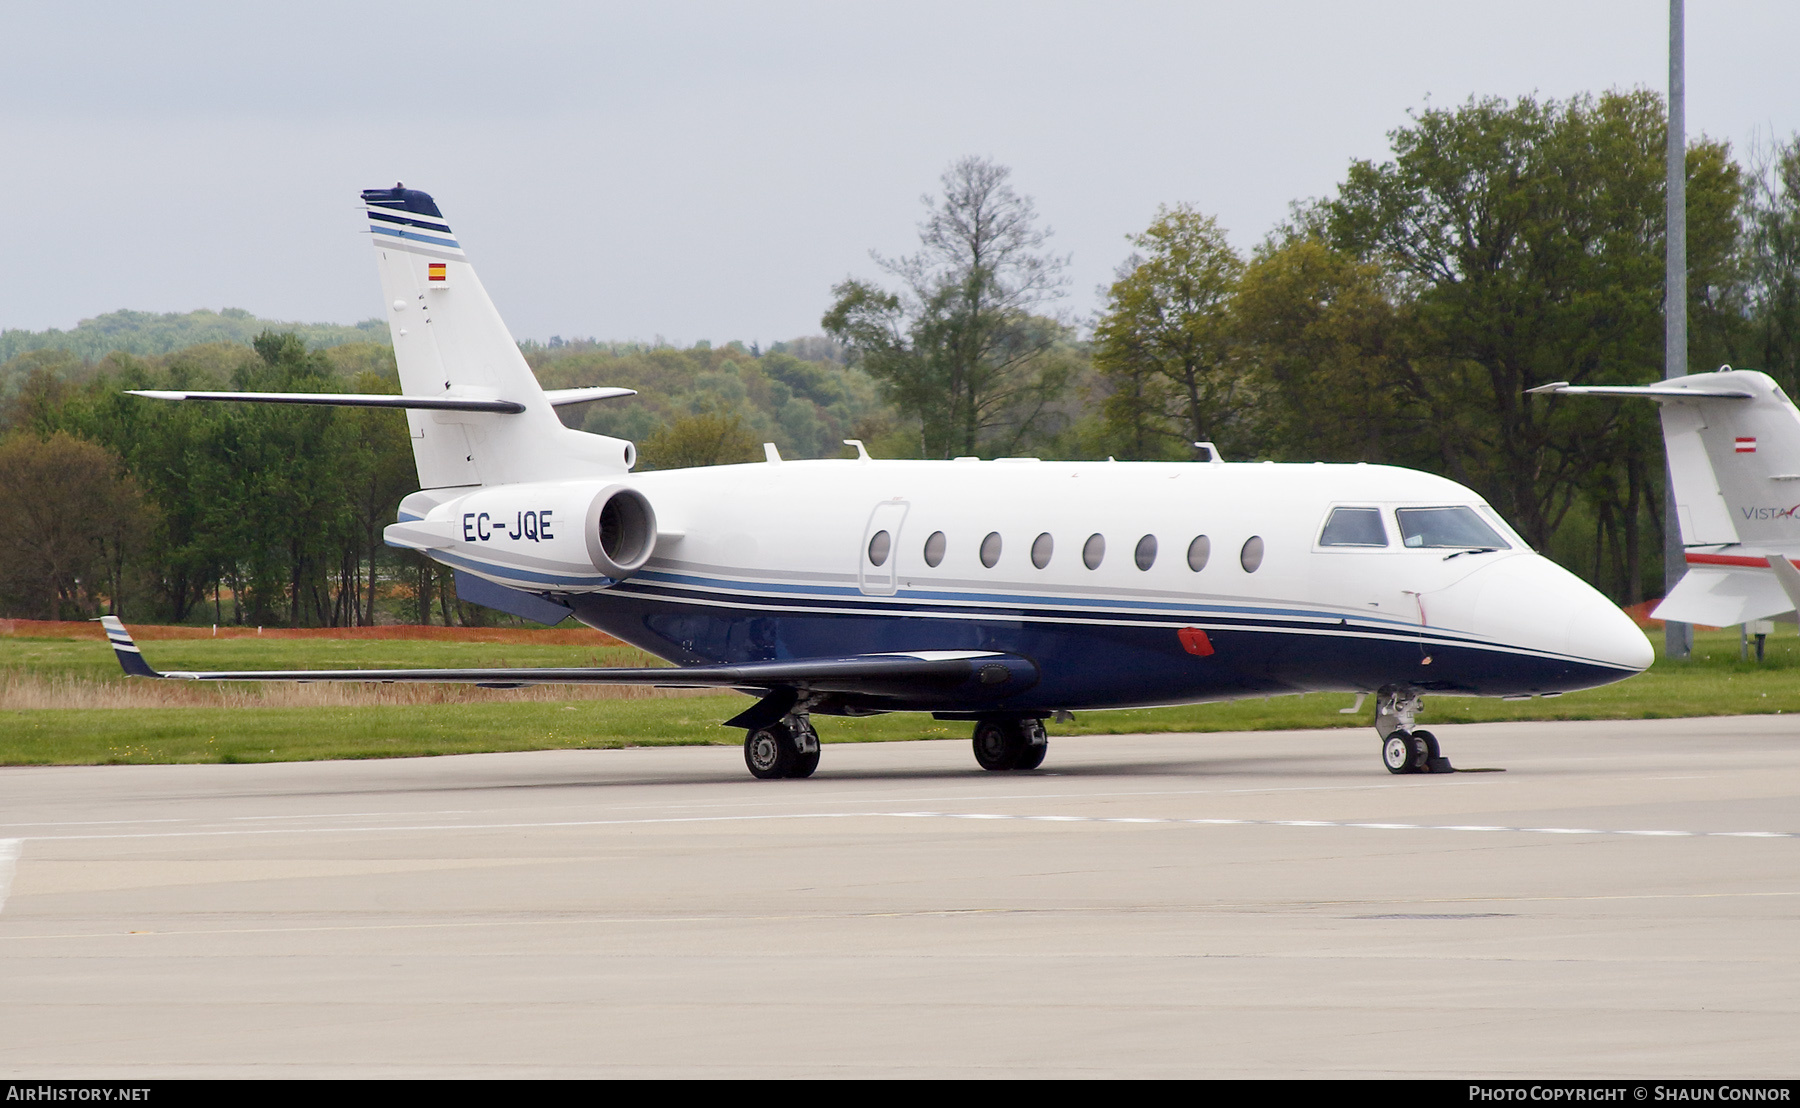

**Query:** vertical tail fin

left=1531, top=369, right=1800, bottom=547
left=362, top=185, right=633, bottom=488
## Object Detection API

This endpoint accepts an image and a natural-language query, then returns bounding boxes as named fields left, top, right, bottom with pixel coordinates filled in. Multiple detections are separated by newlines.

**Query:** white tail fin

left=362, top=185, right=635, bottom=488
left=1532, top=369, right=1800, bottom=547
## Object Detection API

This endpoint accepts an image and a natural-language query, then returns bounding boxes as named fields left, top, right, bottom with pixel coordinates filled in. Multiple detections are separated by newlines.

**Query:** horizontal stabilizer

left=1651, top=566, right=1795, bottom=626
left=127, top=390, right=526, bottom=413
left=542, top=387, right=637, bottom=407
left=1527, top=381, right=1756, bottom=399
left=97, top=620, right=1040, bottom=706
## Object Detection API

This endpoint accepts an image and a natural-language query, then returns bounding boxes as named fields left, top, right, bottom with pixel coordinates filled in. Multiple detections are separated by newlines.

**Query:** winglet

left=98, top=616, right=160, bottom=678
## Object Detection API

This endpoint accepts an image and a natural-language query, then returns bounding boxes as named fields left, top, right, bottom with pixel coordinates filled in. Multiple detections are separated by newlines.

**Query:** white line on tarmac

left=9, top=812, right=1798, bottom=844
left=0, top=839, right=20, bottom=914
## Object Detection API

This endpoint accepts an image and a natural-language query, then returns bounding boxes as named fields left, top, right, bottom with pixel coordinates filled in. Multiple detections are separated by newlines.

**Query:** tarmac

left=0, top=715, right=1796, bottom=1078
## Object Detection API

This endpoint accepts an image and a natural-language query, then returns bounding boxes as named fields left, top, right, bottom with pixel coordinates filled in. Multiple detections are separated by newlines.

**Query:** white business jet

left=1532, top=367, right=1800, bottom=629
left=104, top=185, right=1652, bottom=779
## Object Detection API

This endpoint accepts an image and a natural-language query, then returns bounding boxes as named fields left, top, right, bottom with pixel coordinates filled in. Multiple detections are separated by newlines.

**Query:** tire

left=790, top=746, right=820, bottom=779
left=1014, top=739, right=1048, bottom=771
left=1413, top=729, right=1451, bottom=773
left=1382, top=730, right=1417, bottom=774
left=745, top=724, right=796, bottom=779
left=973, top=720, right=1022, bottom=771
left=1414, top=730, right=1440, bottom=763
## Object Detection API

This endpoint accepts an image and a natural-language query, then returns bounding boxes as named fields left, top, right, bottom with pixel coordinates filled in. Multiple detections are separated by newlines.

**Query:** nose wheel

left=1382, top=729, right=1447, bottom=774
left=1374, top=686, right=1454, bottom=774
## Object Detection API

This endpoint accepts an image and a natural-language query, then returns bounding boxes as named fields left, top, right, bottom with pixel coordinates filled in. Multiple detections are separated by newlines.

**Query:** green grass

left=2, top=627, right=1796, bottom=765
left=0, top=636, right=660, bottom=682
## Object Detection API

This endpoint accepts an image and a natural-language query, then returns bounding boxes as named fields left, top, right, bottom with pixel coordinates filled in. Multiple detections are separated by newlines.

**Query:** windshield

left=1395, top=506, right=1510, bottom=550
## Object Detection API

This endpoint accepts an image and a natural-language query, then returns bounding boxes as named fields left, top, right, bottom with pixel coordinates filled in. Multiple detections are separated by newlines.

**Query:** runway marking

left=0, top=839, right=19, bottom=914
left=889, top=813, right=1800, bottom=838
left=7, top=811, right=1798, bottom=843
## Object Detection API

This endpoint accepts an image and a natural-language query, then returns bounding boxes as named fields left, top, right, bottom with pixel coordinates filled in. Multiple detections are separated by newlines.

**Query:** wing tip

left=97, top=616, right=159, bottom=678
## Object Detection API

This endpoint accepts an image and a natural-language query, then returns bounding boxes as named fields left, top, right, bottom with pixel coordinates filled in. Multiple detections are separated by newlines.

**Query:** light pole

left=1664, top=0, right=1692, bottom=659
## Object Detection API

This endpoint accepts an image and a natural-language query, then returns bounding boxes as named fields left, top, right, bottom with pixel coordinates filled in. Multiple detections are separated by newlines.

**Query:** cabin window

left=1187, top=535, right=1210, bottom=571
left=1319, top=507, right=1388, bottom=547
left=1395, top=507, right=1510, bottom=550
left=980, top=532, right=1003, bottom=568
left=1240, top=535, right=1264, bottom=572
left=923, top=531, right=946, bottom=567
left=1134, top=534, right=1158, bottom=570
left=867, top=530, right=892, bottom=567
left=1031, top=532, right=1054, bottom=569
left=1083, top=533, right=1106, bottom=570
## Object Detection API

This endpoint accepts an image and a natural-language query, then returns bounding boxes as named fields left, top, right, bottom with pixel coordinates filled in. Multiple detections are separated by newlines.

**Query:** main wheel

left=973, top=720, right=1023, bottom=771
left=790, top=748, right=820, bottom=778
left=789, top=722, right=821, bottom=779
left=1382, top=730, right=1424, bottom=774
left=745, top=724, right=797, bottom=779
left=1014, top=740, right=1048, bottom=771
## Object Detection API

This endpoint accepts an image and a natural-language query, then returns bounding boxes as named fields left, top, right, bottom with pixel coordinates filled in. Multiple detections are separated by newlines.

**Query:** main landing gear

left=972, top=717, right=1048, bottom=771
left=743, top=715, right=821, bottom=779
left=1374, top=686, right=1453, bottom=775
left=738, top=711, right=1053, bottom=779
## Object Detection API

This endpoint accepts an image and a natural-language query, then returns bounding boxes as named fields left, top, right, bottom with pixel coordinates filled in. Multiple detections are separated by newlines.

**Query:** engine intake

left=585, top=485, right=657, bottom=579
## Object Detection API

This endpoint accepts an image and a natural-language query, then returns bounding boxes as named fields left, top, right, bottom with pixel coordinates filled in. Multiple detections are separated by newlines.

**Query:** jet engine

left=386, top=480, right=659, bottom=592
left=584, top=484, right=657, bottom=579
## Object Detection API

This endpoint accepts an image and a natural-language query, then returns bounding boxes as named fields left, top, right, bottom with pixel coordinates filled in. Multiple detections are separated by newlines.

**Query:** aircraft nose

left=1431, top=554, right=1652, bottom=676
left=1564, top=590, right=1655, bottom=673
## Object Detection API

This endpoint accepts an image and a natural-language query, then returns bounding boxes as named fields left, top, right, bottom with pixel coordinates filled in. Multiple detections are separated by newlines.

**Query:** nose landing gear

left=1375, top=686, right=1453, bottom=774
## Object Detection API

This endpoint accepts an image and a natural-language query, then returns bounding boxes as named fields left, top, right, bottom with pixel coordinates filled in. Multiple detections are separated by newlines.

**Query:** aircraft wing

left=99, top=618, right=1037, bottom=722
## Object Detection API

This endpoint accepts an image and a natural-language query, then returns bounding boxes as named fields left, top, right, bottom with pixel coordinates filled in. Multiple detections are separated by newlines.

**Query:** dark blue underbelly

left=567, top=587, right=1632, bottom=715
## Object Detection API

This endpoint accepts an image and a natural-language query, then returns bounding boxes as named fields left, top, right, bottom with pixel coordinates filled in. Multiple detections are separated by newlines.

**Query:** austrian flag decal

left=1737, top=437, right=1757, bottom=453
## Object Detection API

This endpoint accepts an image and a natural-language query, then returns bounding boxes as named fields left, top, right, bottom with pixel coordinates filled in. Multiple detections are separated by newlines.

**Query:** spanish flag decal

left=427, top=262, right=447, bottom=283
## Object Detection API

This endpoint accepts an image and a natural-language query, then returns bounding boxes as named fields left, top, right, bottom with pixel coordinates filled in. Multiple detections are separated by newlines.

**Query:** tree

left=824, top=157, right=1071, bottom=457
left=1092, top=205, right=1246, bottom=458
left=1743, top=133, right=1800, bottom=395
left=638, top=411, right=761, bottom=469
left=0, top=432, right=151, bottom=619
left=1323, top=91, right=1741, bottom=585
left=1234, top=236, right=1416, bottom=463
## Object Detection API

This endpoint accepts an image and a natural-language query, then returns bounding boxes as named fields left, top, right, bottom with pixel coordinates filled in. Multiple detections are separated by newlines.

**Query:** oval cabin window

left=1134, top=534, right=1158, bottom=571
left=923, top=531, right=946, bottom=568
left=1187, top=535, right=1210, bottom=572
left=1240, top=535, right=1265, bottom=573
left=867, top=530, right=891, bottom=567
left=1031, top=532, right=1054, bottom=569
left=980, top=532, right=1003, bottom=568
left=1083, top=533, right=1105, bottom=570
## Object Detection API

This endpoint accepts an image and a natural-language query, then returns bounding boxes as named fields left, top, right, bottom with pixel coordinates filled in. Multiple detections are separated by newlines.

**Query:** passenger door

left=859, top=500, right=909, bottom=596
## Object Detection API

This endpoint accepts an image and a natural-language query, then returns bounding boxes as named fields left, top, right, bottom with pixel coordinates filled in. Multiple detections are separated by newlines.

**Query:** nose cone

left=1430, top=553, right=1652, bottom=690
left=1564, top=592, right=1655, bottom=673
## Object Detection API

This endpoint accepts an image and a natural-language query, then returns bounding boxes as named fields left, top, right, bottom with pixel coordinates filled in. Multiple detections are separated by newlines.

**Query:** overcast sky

left=4, top=1, right=1798, bottom=346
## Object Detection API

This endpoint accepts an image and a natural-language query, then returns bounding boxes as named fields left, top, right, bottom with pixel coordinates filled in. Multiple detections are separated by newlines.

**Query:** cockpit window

left=1395, top=506, right=1510, bottom=550
left=1319, top=507, right=1388, bottom=547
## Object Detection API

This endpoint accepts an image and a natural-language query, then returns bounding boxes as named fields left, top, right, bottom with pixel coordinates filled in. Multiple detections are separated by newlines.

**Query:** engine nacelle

left=584, top=483, right=657, bottom=579
left=386, top=481, right=658, bottom=593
